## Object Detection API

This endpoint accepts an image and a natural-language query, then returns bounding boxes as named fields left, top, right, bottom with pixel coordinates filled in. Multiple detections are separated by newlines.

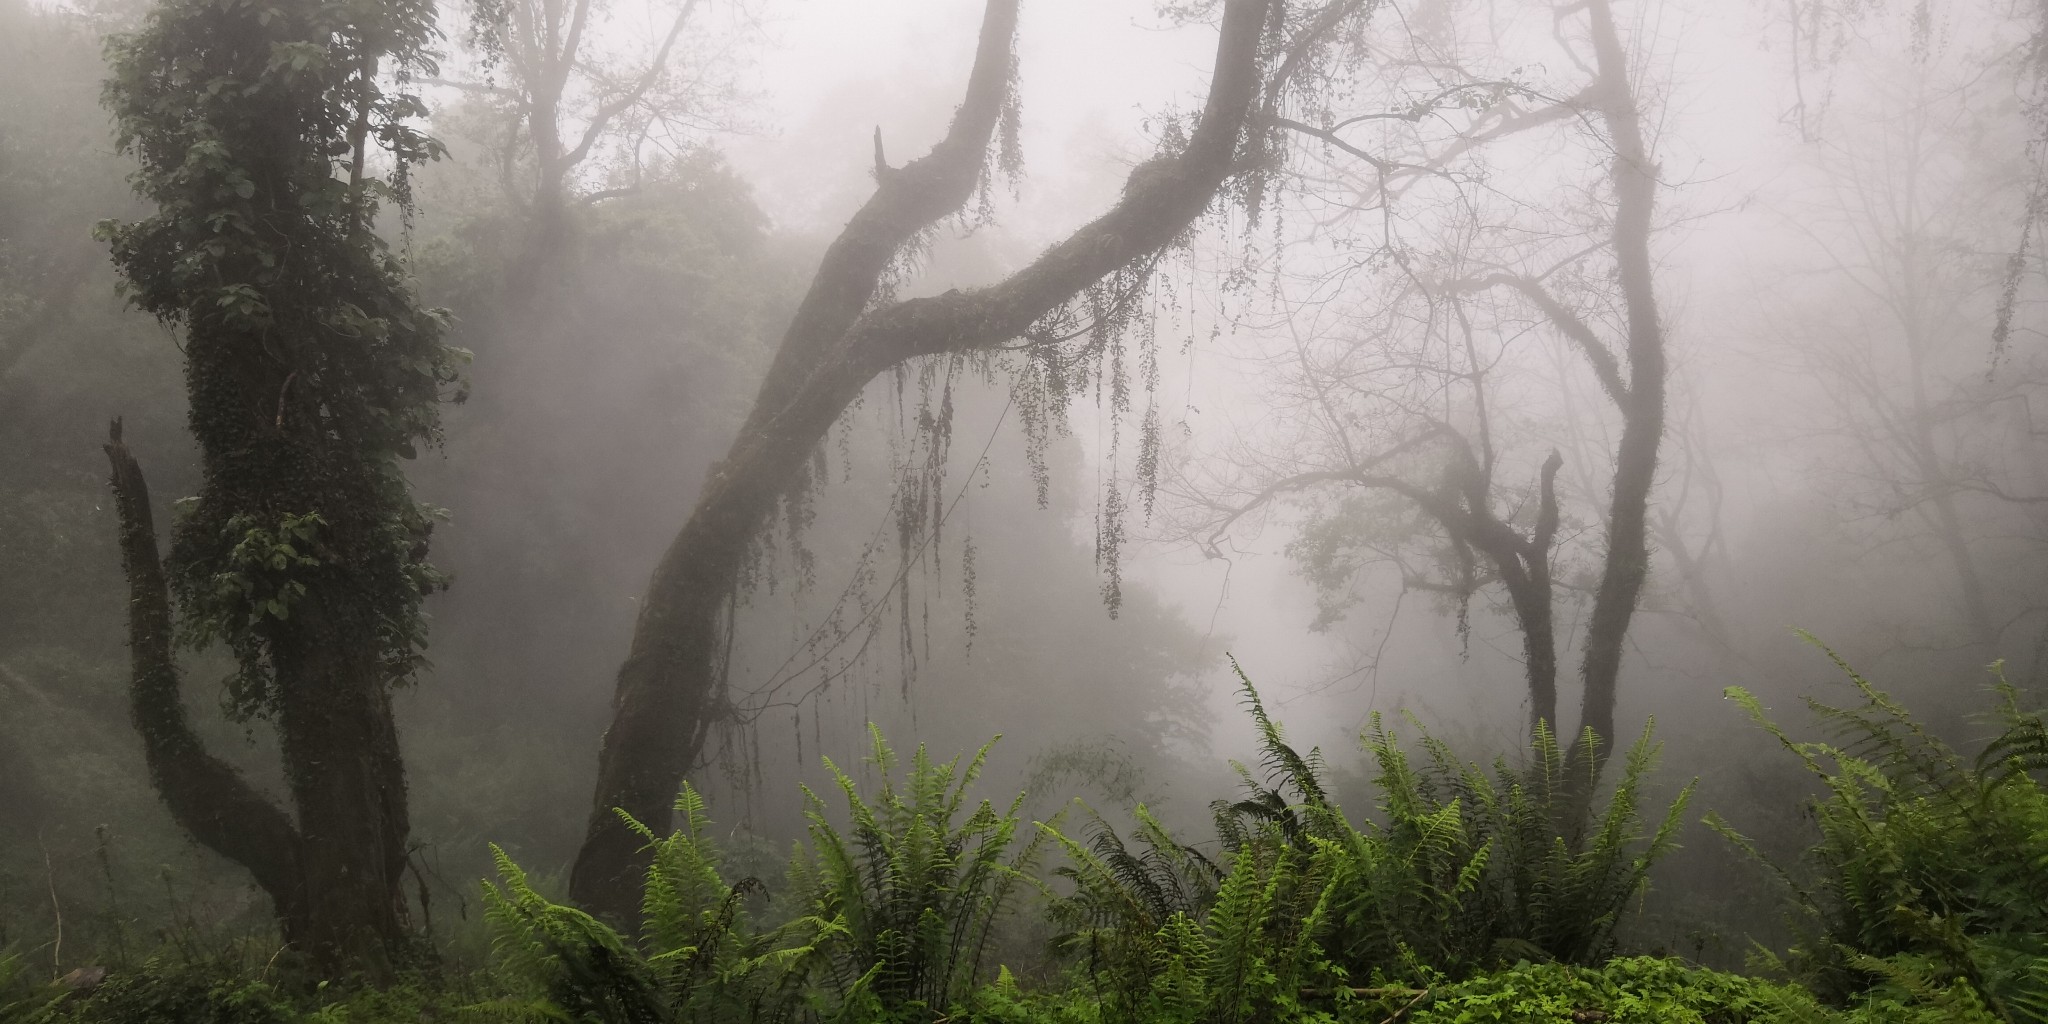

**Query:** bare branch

left=1199, top=427, right=1452, bottom=555
left=1467, top=272, right=1630, bottom=404
left=562, top=0, right=702, bottom=170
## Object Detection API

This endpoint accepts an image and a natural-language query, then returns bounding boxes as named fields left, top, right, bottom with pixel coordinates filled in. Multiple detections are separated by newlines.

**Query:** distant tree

left=397, top=0, right=771, bottom=752
left=448, top=0, right=743, bottom=293
left=1770, top=26, right=2048, bottom=656
left=568, top=0, right=1385, bottom=918
left=96, top=0, right=462, bottom=974
left=1186, top=0, right=1668, bottom=764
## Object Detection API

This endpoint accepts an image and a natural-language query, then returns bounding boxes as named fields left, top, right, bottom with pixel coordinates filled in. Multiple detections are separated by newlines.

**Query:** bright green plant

left=1404, top=956, right=1786, bottom=1024
left=482, top=731, right=1044, bottom=1023
left=786, top=727, right=1049, bottom=1019
left=479, top=783, right=806, bottom=1024
left=1037, top=667, right=1694, bottom=1023
left=1039, top=801, right=1221, bottom=1020
left=20, top=955, right=294, bottom=1024
left=1712, top=641, right=2048, bottom=1024
left=1220, top=669, right=1694, bottom=977
left=0, top=949, right=63, bottom=1021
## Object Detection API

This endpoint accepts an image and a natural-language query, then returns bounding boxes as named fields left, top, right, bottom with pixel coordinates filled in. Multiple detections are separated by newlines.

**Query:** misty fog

left=2, top=0, right=2045, bottom=1018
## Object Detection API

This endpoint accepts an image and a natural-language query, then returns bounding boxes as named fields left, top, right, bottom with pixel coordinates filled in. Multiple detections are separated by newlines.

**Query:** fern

left=1041, top=666, right=1691, bottom=1022
left=1716, top=644, right=2048, bottom=1024
left=481, top=785, right=800, bottom=1024
left=481, top=845, right=668, bottom=1024
left=785, top=725, right=1045, bottom=1017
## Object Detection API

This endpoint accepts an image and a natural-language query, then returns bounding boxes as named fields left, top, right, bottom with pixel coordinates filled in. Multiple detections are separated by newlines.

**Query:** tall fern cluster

left=479, top=785, right=801, bottom=1023
left=1040, top=672, right=1694, bottom=1023
left=480, top=730, right=1043, bottom=1023
left=787, top=728, right=1048, bottom=1017
left=1714, top=644, right=2048, bottom=1024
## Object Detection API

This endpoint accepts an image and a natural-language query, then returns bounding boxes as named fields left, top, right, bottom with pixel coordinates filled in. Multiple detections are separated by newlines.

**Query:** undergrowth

left=5, top=653, right=2042, bottom=1024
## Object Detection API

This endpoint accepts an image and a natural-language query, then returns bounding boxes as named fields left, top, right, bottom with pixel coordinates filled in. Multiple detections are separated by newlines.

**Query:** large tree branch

left=552, top=0, right=594, bottom=114
left=744, top=0, right=1022, bottom=419
left=571, top=0, right=1378, bottom=920
left=843, top=0, right=1322, bottom=371
left=102, top=420, right=303, bottom=917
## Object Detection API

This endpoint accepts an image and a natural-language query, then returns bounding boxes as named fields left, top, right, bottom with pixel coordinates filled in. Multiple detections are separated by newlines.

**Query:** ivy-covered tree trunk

left=100, top=0, right=458, bottom=975
left=570, top=0, right=1379, bottom=919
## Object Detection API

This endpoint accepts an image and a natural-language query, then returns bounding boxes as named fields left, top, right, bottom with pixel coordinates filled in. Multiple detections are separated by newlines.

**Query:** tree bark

left=270, top=592, right=414, bottom=975
left=569, top=0, right=1361, bottom=918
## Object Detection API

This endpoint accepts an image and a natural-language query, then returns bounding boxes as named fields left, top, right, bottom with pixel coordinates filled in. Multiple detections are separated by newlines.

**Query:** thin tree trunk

left=1572, top=0, right=1667, bottom=766
left=1441, top=448, right=1565, bottom=739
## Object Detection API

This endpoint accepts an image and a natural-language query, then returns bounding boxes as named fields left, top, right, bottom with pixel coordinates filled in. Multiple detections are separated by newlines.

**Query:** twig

left=1380, top=986, right=1431, bottom=1022
left=38, top=828, right=62, bottom=976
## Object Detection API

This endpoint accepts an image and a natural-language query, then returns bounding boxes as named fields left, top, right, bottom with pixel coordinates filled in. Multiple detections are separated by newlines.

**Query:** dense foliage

left=2, top=660, right=2042, bottom=1023
left=98, top=0, right=462, bottom=712
left=8, top=662, right=2039, bottom=1023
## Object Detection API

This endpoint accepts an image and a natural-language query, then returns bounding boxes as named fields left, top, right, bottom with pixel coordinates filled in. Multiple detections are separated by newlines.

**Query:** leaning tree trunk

left=105, top=424, right=415, bottom=976
left=1570, top=0, right=1668, bottom=769
left=103, top=422, right=308, bottom=935
left=570, top=0, right=1371, bottom=918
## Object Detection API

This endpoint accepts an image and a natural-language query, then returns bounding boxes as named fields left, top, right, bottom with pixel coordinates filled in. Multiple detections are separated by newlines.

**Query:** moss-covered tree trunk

left=106, top=429, right=415, bottom=971
left=270, top=594, right=415, bottom=969
left=100, top=0, right=457, bottom=975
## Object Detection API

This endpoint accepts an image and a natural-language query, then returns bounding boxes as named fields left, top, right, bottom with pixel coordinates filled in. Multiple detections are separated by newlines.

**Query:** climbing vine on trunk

left=97, top=0, right=463, bottom=975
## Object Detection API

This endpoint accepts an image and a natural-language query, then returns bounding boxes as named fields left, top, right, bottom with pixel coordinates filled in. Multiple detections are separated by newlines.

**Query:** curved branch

left=742, top=0, right=1022, bottom=418
left=571, top=0, right=1379, bottom=919
left=846, top=0, right=1337, bottom=370
left=102, top=420, right=303, bottom=920
left=1471, top=272, right=1628, bottom=404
